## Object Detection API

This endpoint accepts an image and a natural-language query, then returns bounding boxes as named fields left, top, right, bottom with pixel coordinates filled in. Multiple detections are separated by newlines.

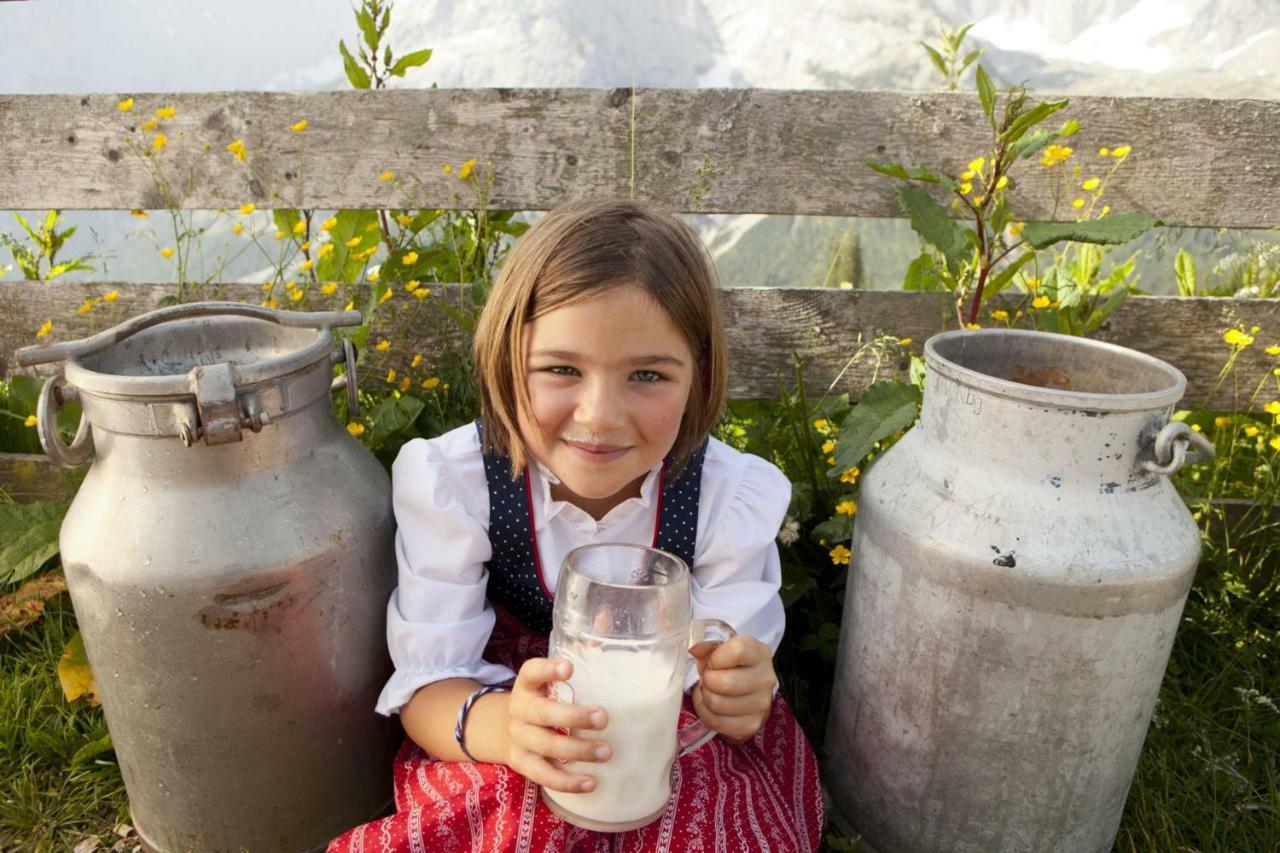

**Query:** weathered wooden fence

left=3, top=88, right=1279, bottom=501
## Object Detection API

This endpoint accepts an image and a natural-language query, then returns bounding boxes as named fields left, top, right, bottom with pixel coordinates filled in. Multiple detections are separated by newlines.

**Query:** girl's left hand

left=689, top=634, right=777, bottom=744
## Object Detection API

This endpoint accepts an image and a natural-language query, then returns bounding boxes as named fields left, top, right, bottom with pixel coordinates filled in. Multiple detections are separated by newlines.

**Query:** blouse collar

left=529, top=457, right=665, bottom=528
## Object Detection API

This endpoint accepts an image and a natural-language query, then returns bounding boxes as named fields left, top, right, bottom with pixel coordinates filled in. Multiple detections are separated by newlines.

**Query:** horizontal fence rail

left=2, top=89, right=1278, bottom=227
left=4, top=282, right=1278, bottom=411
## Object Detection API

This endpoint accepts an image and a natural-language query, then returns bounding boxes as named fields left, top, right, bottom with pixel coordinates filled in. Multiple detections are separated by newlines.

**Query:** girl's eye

left=546, top=365, right=579, bottom=376
left=631, top=370, right=665, bottom=383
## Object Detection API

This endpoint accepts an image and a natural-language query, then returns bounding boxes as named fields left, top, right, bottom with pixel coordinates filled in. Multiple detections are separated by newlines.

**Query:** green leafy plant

left=0, top=211, right=95, bottom=281
left=339, top=0, right=433, bottom=90
left=868, top=27, right=1158, bottom=330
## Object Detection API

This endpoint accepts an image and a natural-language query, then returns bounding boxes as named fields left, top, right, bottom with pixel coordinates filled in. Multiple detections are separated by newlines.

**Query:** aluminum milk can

left=826, top=329, right=1212, bottom=853
left=16, top=303, right=398, bottom=852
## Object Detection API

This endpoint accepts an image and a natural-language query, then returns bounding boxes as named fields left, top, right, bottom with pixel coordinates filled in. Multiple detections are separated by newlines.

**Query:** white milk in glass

left=544, top=644, right=683, bottom=825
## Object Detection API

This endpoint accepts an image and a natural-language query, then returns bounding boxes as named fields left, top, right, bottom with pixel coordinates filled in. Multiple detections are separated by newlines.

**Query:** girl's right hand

left=505, top=657, right=611, bottom=793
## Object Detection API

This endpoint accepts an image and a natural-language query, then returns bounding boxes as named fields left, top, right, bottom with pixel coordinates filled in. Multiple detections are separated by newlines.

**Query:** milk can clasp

left=190, top=363, right=244, bottom=446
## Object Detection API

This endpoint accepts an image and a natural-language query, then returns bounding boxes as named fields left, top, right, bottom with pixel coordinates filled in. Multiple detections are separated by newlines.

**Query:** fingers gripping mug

left=541, top=543, right=734, bottom=832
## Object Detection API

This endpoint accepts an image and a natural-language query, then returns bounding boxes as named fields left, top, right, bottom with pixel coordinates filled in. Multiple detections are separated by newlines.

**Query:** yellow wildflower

left=1098, top=147, right=1110, bottom=156
left=405, top=280, right=420, bottom=293
left=346, top=423, right=366, bottom=437
left=1111, top=145, right=1132, bottom=158
left=1263, top=401, right=1280, bottom=415
left=822, top=439, right=836, bottom=454
left=442, top=164, right=453, bottom=174
left=76, top=298, right=98, bottom=315
left=396, top=213, right=413, bottom=226
left=317, top=243, right=333, bottom=258
left=321, top=216, right=338, bottom=231
left=973, top=196, right=985, bottom=206
left=156, top=106, right=175, bottom=119
left=1009, top=221, right=1024, bottom=237
left=299, top=241, right=311, bottom=252
left=1271, top=436, right=1280, bottom=452
left=959, top=182, right=972, bottom=195
left=283, top=279, right=297, bottom=291
left=965, top=322, right=982, bottom=330
left=1082, top=178, right=1100, bottom=191
left=160, top=247, right=174, bottom=259
left=261, top=281, right=274, bottom=292
left=422, top=377, right=441, bottom=390
left=829, top=544, right=852, bottom=566
left=376, top=286, right=390, bottom=302
left=899, top=337, right=913, bottom=346
left=152, top=133, right=167, bottom=151
left=1040, top=145, right=1073, bottom=166
left=274, top=231, right=285, bottom=241
left=1214, top=416, right=1232, bottom=428
left=299, top=259, right=314, bottom=271
left=375, top=339, right=391, bottom=352
left=343, top=301, right=354, bottom=311
left=1071, top=198, right=1085, bottom=209
left=1245, top=426, right=1260, bottom=438
left=827, top=456, right=836, bottom=466
left=814, top=418, right=831, bottom=433
left=24, top=415, right=37, bottom=428
left=960, top=170, right=974, bottom=181
left=369, top=270, right=382, bottom=284
left=231, top=223, right=244, bottom=235
left=1265, top=345, right=1280, bottom=357
left=378, top=170, right=395, bottom=182
left=1025, top=277, right=1041, bottom=291
left=1032, top=295, right=1051, bottom=309
left=411, top=354, right=423, bottom=368
left=345, top=236, right=362, bottom=248
left=836, top=500, right=858, bottom=516
left=459, top=158, right=478, bottom=180
left=117, top=97, right=134, bottom=112
left=991, top=309, right=1009, bottom=321
left=290, top=289, right=305, bottom=303
left=414, top=287, right=430, bottom=300
left=264, top=296, right=278, bottom=309
left=365, top=222, right=379, bottom=232
left=967, top=157, right=985, bottom=173
left=840, top=467, right=860, bottom=484
left=292, top=219, right=306, bottom=235
left=386, top=368, right=397, bottom=383
left=995, top=175, right=1009, bottom=190
left=140, top=118, right=158, bottom=131
left=1223, top=328, right=1255, bottom=348
left=103, top=290, right=118, bottom=303
left=399, top=376, right=412, bottom=393
left=225, top=138, right=247, bottom=162
left=402, top=251, right=419, bottom=265
left=289, top=119, right=309, bottom=132
left=1100, top=205, right=1111, bottom=216
left=130, top=209, right=148, bottom=218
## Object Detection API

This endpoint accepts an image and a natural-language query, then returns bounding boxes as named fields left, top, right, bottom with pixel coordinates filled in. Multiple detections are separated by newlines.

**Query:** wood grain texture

left=5, top=282, right=1277, bottom=412
left=0, top=453, right=82, bottom=503
left=1, top=90, right=1277, bottom=226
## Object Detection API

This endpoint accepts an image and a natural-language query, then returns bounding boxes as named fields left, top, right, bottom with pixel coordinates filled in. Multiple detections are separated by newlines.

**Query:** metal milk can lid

left=14, top=302, right=362, bottom=466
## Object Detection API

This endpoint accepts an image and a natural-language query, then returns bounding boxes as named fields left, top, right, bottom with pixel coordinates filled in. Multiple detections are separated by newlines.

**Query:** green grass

left=0, top=598, right=129, bottom=851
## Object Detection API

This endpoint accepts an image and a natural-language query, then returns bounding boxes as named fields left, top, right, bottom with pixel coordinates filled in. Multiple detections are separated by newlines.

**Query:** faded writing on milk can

left=16, top=303, right=399, bottom=853
left=826, top=329, right=1212, bottom=853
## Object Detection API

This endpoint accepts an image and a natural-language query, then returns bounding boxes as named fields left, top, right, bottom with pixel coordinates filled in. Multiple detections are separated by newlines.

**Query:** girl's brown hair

left=473, top=198, right=728, bottom=477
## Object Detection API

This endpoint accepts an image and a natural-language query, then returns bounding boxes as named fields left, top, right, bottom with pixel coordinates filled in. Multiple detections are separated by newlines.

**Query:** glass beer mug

left=541, top=543, right=735, bottom=832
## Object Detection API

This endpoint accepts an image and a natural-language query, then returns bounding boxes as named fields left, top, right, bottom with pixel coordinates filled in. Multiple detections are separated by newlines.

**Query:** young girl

left=329, top=200, right=823, bottom=852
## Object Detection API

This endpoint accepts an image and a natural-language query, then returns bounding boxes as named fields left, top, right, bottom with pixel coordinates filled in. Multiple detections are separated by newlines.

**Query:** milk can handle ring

left=329, top=338, right=360, bottom=418
left=14, top=302, right=362, bottom=367
left=1141, top=421, right=1215, bottom=476
left=37, top=375, right=94, bottom=468
left=677, top=618, right=737, bottom=757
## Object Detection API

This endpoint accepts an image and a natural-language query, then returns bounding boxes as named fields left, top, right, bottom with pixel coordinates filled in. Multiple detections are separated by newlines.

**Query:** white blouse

left=376, top=423, right=792, bottom=716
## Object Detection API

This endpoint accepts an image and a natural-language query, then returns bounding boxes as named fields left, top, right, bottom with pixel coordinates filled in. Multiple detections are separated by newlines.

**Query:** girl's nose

left=574, top=378, right=625, bottom=432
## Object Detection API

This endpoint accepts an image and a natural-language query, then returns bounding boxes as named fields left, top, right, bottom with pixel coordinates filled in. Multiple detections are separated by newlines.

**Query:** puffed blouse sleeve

left=690, top=442, right=791, bottom=663
left=375, top=431, right=516, bottom=716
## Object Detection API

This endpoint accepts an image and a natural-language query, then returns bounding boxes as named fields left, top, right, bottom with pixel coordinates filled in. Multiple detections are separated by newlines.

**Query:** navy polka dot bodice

left=476, top=419, right=707, bottom=633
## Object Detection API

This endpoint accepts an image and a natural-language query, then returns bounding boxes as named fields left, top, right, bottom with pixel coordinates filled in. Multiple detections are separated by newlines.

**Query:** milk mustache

left=543, top=644, right=683, bottom=825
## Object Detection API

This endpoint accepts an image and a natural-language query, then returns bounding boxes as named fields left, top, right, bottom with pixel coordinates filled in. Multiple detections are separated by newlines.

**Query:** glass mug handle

left=676, top=617, right=736, bottom=757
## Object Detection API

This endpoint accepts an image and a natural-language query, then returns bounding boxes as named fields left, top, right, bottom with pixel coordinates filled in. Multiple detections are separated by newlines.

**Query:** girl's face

left=518, top=284, right=696, bottom=519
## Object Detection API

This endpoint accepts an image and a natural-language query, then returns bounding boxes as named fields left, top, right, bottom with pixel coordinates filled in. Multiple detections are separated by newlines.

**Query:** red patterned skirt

left=328, top=611, right=824, bottom=852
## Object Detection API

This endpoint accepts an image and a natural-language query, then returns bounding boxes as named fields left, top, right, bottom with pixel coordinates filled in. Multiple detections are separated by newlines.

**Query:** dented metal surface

left=35, top=304, right=397, bottom=852
left=826, top=329, right=1205, bottom=853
